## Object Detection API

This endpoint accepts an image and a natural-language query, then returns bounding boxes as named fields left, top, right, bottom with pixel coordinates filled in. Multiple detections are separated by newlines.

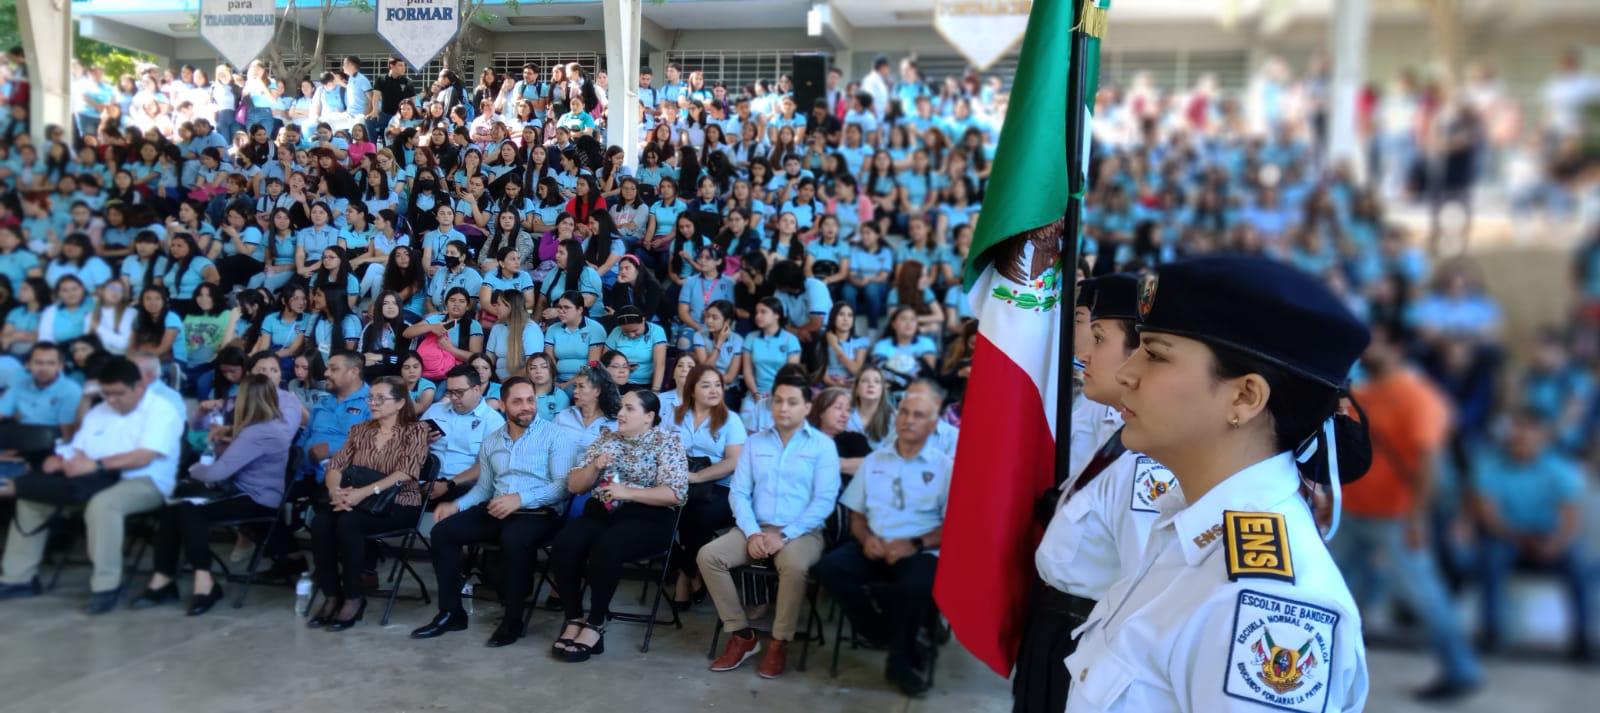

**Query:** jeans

left=429, top=506, right=561, bottom=622
left=75, top=114, right=100, bottom=143
left=1328, top=515, right=1482, bottom=683
left=816, top=542, right=938, bottom=672
left=842, top=281, right=888, bottom=328
left=214, top=108, right=238, bottom=141
left=1477, top=534, right=1592, bottom=649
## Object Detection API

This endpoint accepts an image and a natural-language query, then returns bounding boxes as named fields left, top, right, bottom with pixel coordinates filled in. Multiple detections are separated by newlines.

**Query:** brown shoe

left=710, top=632, right=762, bottom=672
left=757, top=639, right=789, bottom=679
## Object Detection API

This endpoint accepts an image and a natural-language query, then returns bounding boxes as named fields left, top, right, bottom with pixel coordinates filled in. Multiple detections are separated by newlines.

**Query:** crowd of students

left=0, top=41, right=1595, bottom=698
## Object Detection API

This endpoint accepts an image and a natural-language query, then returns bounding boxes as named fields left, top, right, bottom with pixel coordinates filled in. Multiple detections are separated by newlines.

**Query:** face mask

left=444, top=255, right=462, bottom=270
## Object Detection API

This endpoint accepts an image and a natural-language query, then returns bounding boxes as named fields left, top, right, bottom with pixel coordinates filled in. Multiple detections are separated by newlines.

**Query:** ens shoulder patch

left=1223, top=510, right=1294, bottom=584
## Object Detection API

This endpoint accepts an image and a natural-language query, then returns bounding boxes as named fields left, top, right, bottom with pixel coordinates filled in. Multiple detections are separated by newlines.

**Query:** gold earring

left=1229, top=416, right=1241, bottom=428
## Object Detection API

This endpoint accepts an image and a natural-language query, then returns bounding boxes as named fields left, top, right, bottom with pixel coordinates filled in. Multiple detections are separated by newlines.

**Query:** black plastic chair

left=604, top=505, right=684, bottom=653
left=364, top=454, right=443, bottom=625
left=829, top=582, right=947, bottom=689
left=703, top=560, right=827, bottom=671
left=216, top=445, right=304, bottom=609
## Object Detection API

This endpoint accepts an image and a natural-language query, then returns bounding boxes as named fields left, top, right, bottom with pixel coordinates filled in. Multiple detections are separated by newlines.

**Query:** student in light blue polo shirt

left=676, top=246, right=736, bottom=338
left=0, top=342, right=82, bottom=431
left=770, top=260, right=832, bottom=345
left=844, top=224, right=895, bottom=330
left=0, top=228, right=39, bottom=288
left=486, top=290, right=544, bottom=381
left=740, top=298, right=802, bottom=433
left=159, top=233, right=218, bottom=302
left=604, top=306, right=668, bottom=389
left=478, top=247, right=535, bottom=305
left=871, top=306, right=938, bottom=389
left=804, top=214, right=852, bottom=289
left=427, top=241, right=485, bottom=311
left=523, top=352, right=570, bottom=422
left=544, top=292, right=607, bottom=386
left=44, top=235, right=114, bottom=293
left=820, top=303, right=869, bottom=387
left=257, top=285, right=309, bottom=357
left=37, top=276, right=95, bottom=345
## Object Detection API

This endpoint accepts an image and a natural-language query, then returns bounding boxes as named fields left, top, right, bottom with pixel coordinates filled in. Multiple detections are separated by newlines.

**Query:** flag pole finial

left=1075, top=0, right=1109, bottom=39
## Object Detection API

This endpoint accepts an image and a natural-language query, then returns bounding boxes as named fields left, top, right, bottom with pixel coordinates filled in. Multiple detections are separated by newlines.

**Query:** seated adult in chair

left=702, top=373, right=841, bottom=679
left=297, top=351, right=371, bottom=480
left=550, top=389, right=688, bottom=663
left=0, top=356, right=184, bottom=614
left=816, top=388, right=950, bottom=696
left=420, top=364, right=506, bottom=504
left=412, top=377, right=571, bottom=647
left=130, top=375, right=294, bottom=615
left=306, top=376, right=431, bottom=631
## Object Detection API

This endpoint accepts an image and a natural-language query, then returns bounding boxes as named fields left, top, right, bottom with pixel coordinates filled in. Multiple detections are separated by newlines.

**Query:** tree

left=267, top=0, right=372, bottom=83
left=0, top=0, right=154, bottom=79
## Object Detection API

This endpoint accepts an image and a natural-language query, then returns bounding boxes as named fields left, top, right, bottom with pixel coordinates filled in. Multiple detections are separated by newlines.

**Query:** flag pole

left=1055, top=0, right=1091, bottom=489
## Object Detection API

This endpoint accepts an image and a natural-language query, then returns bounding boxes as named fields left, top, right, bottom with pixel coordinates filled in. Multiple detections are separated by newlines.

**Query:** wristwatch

left=372, top=485, right=381, bottom=496
left=911, top=537, right=926, bottom=553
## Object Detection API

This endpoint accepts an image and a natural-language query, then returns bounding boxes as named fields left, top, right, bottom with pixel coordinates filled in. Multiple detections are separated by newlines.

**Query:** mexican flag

left=933, top=0, right=1105, bottom=677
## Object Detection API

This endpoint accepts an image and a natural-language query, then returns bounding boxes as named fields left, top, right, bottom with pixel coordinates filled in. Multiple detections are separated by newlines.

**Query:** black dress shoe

left=0, top=577, right=42, bottom=600
left=129, top=583, right=181, bottom=609
left=307, top=597, right=342, bottom=629
left=84, top=586, right=125, bottom=616
left=411, top=609, right=470, bottom=639
left=485, top=620, right=524, bottom=648
left=324, top=599, right=366, bottom=632
left=186, top=586, right=226, bottom=616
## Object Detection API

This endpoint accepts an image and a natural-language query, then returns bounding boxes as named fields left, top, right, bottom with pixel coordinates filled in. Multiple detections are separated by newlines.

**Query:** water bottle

left=201, top=410, right=225, bottom=466
left=294, top=573, right=313, bottom=616
left=461, top=581, right=475, bottom=615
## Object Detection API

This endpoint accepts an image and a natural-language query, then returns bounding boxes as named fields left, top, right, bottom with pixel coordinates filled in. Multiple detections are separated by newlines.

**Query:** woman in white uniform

left=1065, top=256, right=1371, bottom=713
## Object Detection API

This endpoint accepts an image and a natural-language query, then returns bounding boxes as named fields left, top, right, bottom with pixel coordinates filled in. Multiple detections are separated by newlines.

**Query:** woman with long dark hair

left=537, top=238, right=603, bottom=320
left=306, top=283, right=362, bottom=359
left=380, top=244, right=429, bottom=317
left=131, top=285, right=183, bottom=363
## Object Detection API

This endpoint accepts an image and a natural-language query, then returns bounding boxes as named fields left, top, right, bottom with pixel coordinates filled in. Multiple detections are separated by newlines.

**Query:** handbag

left=339, top=464, right=401, bottom=516
left=169, top=478, right=243, bottom=505
left=10, top=469, right=120, bottom=536
left=414, top=332, right=459, bottom=380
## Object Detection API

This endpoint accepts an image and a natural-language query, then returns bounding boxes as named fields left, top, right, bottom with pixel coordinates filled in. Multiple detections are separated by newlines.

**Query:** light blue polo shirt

left=421, top=398, right=506, bottom=478
left=605, top=322, right=668, bottom=385
left=422, top=227, right=468, bottom=266
left=45, top=258, right=114, bottom=292
left=428, top=267, right=485, bottom=308
left=539, top=267, right=605, bottom=318
left=671, top=409, right=749, bottom=485
left=825, top=335, right=870, bottom=380
left=481, top=268, right=535, bottom=296
left=409, top=377, right=437, bottom=404
left=0, top=248, right=40, bottom=287
left=742, top=329, right=801, bottom=395
left=648, top=198, right=688, bottom=238
left=678, top=274, right=735, bottom=326
left=691, top=330, right=744, bottom=374
left=300, top=383, right=370, bottom=456
left=297, top=225, right=342, bottom=263
left=268, top=232, right=299, bottom=266
left=847, top=245, right=894, bottom=279
left=43, top=302, right=95, bottom=343
left=306, top=313, right=364, bottom=358
left=547, top=318, right=607, bottom=381
left=805, top=239, right=850, bottom=267
left=841, top=441, right=952, bottom=541
left=871, top=336, right=937, bottom=385
left=161, top=256, right=215, bottom=299
left=261, top=311, right=305, bottom=349
left=536, top=387, right=571, bottom=422
left=161, top=311, right=188, bottom=363
left=119, top=254, right=170, bottom=286
left=0, top=374, right=82, bottom=427
left=487, top=321, right=546, bottom=380
left=775, top=277, right=832, bottom=327
left=423, top=312, right=484, bottom=347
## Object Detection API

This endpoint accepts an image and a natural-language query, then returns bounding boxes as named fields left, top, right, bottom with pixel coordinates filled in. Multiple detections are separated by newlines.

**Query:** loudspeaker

left=792, top=54, right=828, bottom=112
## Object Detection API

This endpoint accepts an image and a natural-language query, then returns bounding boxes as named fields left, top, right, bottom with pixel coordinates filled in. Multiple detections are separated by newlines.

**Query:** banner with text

left=377, top=0, right=462, bottom=72
left=933, top=0, right=1032, bottom=72
left=199, top=0, right=278, bottom=73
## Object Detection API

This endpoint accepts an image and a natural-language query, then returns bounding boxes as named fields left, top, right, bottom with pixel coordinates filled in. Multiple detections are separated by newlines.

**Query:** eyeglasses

left=366, top=395, right=396, bottom=405
left=444, top=388, right=472, bottom=399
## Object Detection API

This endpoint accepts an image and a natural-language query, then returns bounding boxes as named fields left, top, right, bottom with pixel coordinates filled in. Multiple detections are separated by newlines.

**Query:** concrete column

left=1326, top=0, right=1370, bottom=178
left=603, top=0, right=643, bottom=169
left=17, top=0, right=75, bottom=144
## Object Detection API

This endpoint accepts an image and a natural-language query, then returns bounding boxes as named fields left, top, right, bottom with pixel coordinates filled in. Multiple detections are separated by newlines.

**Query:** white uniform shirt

left=68, top=389, right=184, bottom=496
left=840, top=441, right=952, bottom=545
left=1065, top=453, right=1368, bottom=713
left=421, top=399, right=506, bottom=478
left=1035, top=450, right=1177, bottom=600
left=1066, top=398, right=1122, bottom=491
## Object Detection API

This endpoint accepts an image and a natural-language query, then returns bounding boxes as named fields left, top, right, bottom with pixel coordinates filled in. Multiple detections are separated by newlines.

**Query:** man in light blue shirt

left=703, top=374, right=839, bottom=677
left=412, top=378, right=568, bottom=646
left=0, top=343, right=82, bottom=436
left=420, top=364, right=506, bottom=502
left=817, top=387, right=949, bottom=695
left=343, top=56, right=372, bottom=121
left=298, top=352, right=370, bottom=480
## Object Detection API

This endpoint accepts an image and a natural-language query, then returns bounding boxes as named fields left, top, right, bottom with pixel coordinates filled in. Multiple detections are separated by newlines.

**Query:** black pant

left=151, top=495, right=277, bottom=577
left=815, top=542, right=938, bottom=672
left=431, top=506, right=561, bottom=622
left=675, top=483, right=733, bottom=579
left=1011, top=585, right=1096, bottom=713
left=549, top=500, right=676, bottom=627
left=307, top=501, right=419, bottom=599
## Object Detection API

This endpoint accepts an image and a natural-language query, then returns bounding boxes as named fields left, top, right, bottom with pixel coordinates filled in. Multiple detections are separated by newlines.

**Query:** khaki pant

left=2, top=477, right=166, bottom=592
left=696, top=526, right=824, bottom=641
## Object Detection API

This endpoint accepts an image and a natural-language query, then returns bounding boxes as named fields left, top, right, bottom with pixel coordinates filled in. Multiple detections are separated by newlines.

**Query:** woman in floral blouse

left=550, top=389, right=688, bottom=662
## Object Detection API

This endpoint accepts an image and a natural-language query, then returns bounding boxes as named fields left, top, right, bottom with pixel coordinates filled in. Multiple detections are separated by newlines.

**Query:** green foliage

left=0, top=0, right=154, bottom=79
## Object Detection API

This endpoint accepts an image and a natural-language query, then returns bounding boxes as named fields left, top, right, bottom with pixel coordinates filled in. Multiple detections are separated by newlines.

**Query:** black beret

left=1137, top=256, right=1369, bottom=389
left=1074, top=280, right=1096, bottom=309
left=1087, top=273, right=1139, bottom=321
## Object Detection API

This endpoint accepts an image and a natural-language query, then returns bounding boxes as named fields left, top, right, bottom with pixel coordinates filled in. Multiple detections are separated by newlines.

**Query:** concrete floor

left=3, top=564, right=1598, bottom=713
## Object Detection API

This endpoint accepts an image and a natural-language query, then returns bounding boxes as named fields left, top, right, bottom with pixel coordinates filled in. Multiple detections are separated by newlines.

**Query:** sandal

left=559, top=622, right=606, bottom=663
left=552, top=618, right=584, bottom=656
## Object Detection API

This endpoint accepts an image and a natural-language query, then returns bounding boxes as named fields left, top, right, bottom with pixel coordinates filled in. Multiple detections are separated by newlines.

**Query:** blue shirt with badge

left=692, top=330, right=744, bottom=374
left=481, top=268, right=534, bottom=296
left=841, top=441, right=952, bottom=542
left=261, top=311, right=305, bottom=349
left=742, top=329, right=802, bottom=396
left=729, top=423, right=841, bottom=540
left=0, top=374, right=83, bottom=427
left=847, top=245, right=894, bottom=280
left=678, top=274, right=735, bottom=326
left=605, top=323, right=668, bottom=385
left=421, top=398, right=507, bottom=478
left=1471, top=447, right=1585, bottom=534
left=547, top=318, right=607, bottom=381
left=300, top=383, right=370, bottom=456
left=536, top=386, right=571, bottom=422
left=305, top=313, right=363, bottom=358
left=161, top=256, right=214, bottom=299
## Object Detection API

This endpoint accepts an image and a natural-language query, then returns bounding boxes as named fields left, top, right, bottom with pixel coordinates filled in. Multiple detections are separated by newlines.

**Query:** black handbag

left=169, top=478, right=243, bottom=505
left=339, top=465, right=401, bottom=516
left=686, top=455, right=713, bottom=473
left=10, top=469, right=120, bottom=536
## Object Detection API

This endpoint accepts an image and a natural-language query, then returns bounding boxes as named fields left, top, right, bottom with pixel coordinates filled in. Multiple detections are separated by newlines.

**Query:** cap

left=1074, top=280, right=1096, bottom=309
left=1086, top=273, right=1139, bottom=321
left=1138, top=255, right=1369, bottom=390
